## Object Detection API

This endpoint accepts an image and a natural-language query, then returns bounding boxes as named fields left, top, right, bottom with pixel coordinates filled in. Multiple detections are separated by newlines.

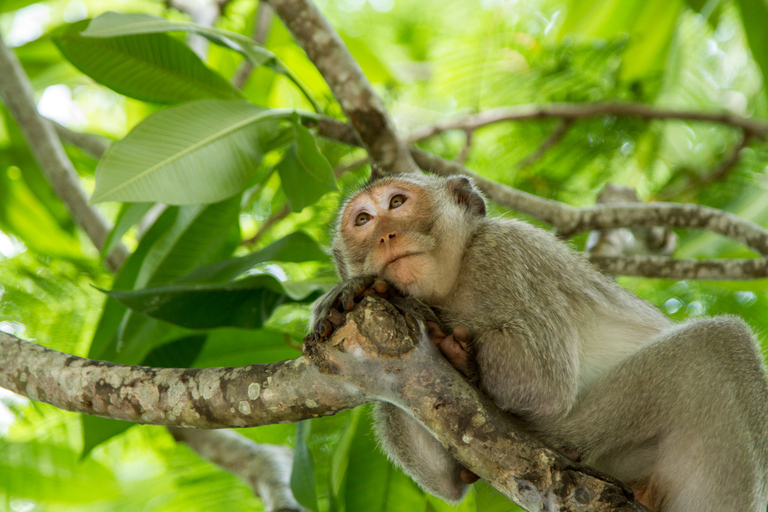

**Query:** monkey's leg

left=559, top=317, right=768, bottom=512
left=371, top=402, right=469, bottom=502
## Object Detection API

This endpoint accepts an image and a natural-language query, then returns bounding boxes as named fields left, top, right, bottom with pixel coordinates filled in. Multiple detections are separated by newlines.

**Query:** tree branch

left=406, top=102, right=768, bottom=142
left=169, top=428, right=302, bottom=512
left=514, top=119, right=571, bottom=169
left=52, top=122, right=111, bottom=159
left=0, top=330, right=366, bottom=427
left=265, top=0, right=416, bottom=172
left=0, top=34, right=129, bottom=271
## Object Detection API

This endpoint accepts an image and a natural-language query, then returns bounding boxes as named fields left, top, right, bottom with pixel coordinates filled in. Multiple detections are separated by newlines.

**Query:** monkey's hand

left=310, top=276, right=401, bottom=340
left=426, top=323, right=478, bottom=383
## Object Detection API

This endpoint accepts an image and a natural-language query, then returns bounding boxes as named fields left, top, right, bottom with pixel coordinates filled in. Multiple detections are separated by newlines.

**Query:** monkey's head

left=333, top=172, right=486, bottom=302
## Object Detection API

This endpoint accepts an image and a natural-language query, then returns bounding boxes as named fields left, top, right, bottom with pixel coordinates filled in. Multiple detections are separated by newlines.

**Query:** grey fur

left=314, top=173, right=768, bottom=510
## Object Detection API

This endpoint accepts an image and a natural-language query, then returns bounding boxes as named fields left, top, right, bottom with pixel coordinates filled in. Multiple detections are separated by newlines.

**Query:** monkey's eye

left=389, top=194, right=406, bottom=209
left=355, top=213, right=372, bottom=226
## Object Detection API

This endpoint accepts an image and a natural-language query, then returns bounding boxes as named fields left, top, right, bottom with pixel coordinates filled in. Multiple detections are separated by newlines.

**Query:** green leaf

left=100, top=202, right=153, bottom=257
left=0, top=0, right=41, bottom=14
left=330, top=408, right=363, bottom=511
left=141, top=334, right=207, bottom=368
left=91, top=100, right=295, bottom=205
left=177, top=231, right=329, bottom=284
left=0, top=168, right=81, bottom=258
left=278, top=123, right=337, bottom=212
left=193, top=328, right=301, bottom=367
left=88, top=207, right=179, bottom=361
left=82, top=12, right=278, bottom=69
left=1, top=440, right=120, bottom=500
left=54, top=21, right=241, bottom=104
left=81, top=416, right=137, bottom=459
left=102, top=275, right=327, bottom=330
left=291, top=421, right=319, bottom=512
left=343, top=407, right=429, bottom=512
left=735, top=0, right=768, bottom=106
left=557, top=0, right=683, bottom=83
left=681, top=0, right=723, bottom=26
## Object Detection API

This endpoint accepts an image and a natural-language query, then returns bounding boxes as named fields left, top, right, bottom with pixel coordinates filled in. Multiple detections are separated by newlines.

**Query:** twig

left=52, top=122, right=111, bottom=159
left=232, top=3, right=274, bottom=89
left=515, top=119, right=570, bottom=169
left=169, top=429, right=302, bottom=512
left=0, top=34, right=128, bottom=271
left=334, top=156, right=370, bottom=177
left=265, top=0, right=416, bottom=172
left=406, top=102, right=768, bottom=142
left=242, top=204, right=291, bottom=246
left=456, top=129, right=473, bottom=165
left=656, top=133, right=753, bottom=201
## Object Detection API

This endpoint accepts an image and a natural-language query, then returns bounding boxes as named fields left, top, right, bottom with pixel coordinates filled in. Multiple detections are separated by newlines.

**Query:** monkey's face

left=339, top=180, right=440, bottom=296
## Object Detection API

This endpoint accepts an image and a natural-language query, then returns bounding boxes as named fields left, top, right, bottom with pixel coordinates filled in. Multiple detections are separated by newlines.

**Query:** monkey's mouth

left=385, top=252, right=422, bottom=266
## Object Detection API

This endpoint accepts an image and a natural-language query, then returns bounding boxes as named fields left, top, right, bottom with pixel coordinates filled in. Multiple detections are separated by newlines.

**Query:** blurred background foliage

left=0, top=0, right=767, bottom=510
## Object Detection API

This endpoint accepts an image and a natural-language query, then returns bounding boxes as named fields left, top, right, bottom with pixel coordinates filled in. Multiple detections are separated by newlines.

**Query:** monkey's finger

left=426, top=321, right=445, bottom=345
left=460, top=468, right=480, bottom=484
left=318, top=318, right=333, bottom=338
left=452, top=324, right=472, bottom=346
left=439, top=336, right=472, bottom=374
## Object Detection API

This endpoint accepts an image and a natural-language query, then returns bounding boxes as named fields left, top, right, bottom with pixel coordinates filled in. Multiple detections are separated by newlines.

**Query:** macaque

left=311, top=171, right=768, bottom=511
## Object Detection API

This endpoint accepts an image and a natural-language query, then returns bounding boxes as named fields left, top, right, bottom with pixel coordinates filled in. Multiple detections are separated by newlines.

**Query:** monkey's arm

left=473, top=322, right=579, bottom=421
left=372, top=402, right=468, bottom=501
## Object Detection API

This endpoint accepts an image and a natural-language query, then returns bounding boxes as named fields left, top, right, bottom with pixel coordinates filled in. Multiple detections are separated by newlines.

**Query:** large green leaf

left=81, top=12, right=276, bottom=69
left=54, top=21, right=241, bottom=104
left=734, top=0, right=768, bottom=106
left=103, top=275, right=327, bottom=330
left=278, top=122, right=337, bottom=212
left=177, top=231, right=329, bottom=284
left=80, top=12, right=320, bottom=111
left=91, top=100, right=294, bottom=205
left=291, top=421, right=320, bottom=512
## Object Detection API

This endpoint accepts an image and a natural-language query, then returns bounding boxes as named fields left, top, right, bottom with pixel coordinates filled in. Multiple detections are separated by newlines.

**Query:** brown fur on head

left=332, top=171, right=485, bottom=302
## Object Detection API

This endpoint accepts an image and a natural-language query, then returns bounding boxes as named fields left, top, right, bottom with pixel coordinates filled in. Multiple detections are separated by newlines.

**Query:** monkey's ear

left=446, top=176, right=486, bottom=217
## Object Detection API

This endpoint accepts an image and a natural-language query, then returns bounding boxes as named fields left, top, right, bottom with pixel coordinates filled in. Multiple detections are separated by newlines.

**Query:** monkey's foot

left=427, top=323, right=477, bottom=379
left=460, top=467, right=480, bottom=484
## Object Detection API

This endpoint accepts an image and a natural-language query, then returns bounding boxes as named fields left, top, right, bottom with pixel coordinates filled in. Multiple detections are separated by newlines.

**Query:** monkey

left=310, top=170, right=768, bottom=511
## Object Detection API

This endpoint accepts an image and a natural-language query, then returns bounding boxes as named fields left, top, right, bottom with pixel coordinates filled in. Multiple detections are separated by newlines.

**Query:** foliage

left=0, top=0, right=766, bottom=511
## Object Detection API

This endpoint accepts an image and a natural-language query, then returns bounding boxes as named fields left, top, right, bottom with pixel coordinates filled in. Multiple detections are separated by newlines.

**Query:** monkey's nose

left=379, top=232, right=396, bottom=244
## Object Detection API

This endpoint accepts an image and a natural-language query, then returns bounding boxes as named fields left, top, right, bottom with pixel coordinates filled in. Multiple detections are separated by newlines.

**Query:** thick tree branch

left=0, top=34, right=128, bottom=271
left=169, top=428, right=301, bottom=512
left=265, top=0, right=415, bottom=172
left=406, top=102, right=768, bottom=142
left=2, top=297, right=649, bottom=511
left=0, top=330, right=366, bottom=427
